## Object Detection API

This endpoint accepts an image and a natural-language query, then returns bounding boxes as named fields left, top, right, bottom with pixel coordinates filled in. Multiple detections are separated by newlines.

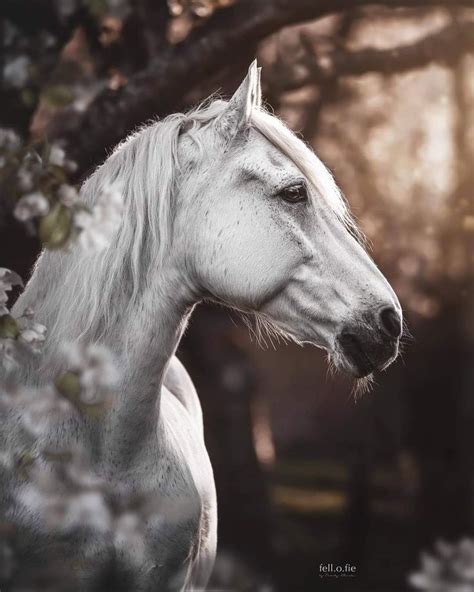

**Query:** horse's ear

left=256, top=66, right=262, bottom=106
left=215, top=60, right=262, bottom=142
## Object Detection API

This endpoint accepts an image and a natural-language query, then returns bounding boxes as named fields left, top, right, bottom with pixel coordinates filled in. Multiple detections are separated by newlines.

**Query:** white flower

left=0, top=339, right=18, bottom=371
left=18, top=444, right=113, bottom=534
left=14, top=192, right=50, bottom=222
left=18, top=477, right=111, bottom=534
left=62, top=491, right=112, bottom=534
left=66, top=456, right=107, bottom=490
left=17, top=386, right=73, bottom=439
left=113, top=512, right=146, bottom=564
left=74, top=183, right=123, bottom=252
left=49, top=144, right=66, bottom=167
left=17, top=166, right=34, bottom=191
left=19, top=322, right=47, bottom=354
left=63, top=343, right=120, bottom=404
left=0, top=293, right=8, bottom=316
left=39, top=31, right=56, bottom=49
left=0, top=268, right=23, bottom=315
left=58, top=183, right=79, bottom=207
left=3, top=55, right=30, bottom=89
left=21, top=307, right=35, bottom=319
left=453, top=539, right=474, bottom=581
left=0, top=268, right=23, bottom=289
left=16, top=151, right=42, bottom=192
left=64, top=158, right=78, bottom=173
left=0, top=452, right=14, bottom=473
left=58, top=0, right=80, bottom=20
left=409, top=539, right=474, bottom=591
left=0, top=128, right=21, bottom=152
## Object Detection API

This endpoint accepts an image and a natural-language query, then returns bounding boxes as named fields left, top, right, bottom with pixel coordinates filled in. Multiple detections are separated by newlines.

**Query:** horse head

left=176, top=62, right=402, bottom=381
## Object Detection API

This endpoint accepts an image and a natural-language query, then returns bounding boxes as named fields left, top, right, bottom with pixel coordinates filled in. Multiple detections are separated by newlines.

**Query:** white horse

left=4, top=62, right=402, bottom=590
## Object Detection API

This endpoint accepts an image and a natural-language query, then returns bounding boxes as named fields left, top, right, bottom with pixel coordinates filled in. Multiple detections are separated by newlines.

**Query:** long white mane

left=16, top=99, right=353, bottom=359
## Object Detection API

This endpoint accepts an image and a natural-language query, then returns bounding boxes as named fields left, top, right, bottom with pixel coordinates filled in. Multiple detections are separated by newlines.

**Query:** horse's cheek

left=199, top=224, right=299, bottom=307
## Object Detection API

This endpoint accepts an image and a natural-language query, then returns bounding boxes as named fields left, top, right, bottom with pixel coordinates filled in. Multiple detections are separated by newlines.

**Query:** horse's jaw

left=259, top=281, right=401, bottom=381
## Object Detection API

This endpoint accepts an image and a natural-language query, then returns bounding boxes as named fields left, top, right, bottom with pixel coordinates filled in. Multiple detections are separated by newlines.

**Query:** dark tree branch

left=277, top=19, right=474, bottom=92
left=136, top=0, right=170, bottom=57
left=47, top=0, right=474, bottom=176
left=299, top=11, right=358, bottom=141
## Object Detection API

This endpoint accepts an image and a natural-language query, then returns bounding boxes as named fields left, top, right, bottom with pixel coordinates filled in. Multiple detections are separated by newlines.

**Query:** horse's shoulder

left=163, top=356, right=203, bottom=433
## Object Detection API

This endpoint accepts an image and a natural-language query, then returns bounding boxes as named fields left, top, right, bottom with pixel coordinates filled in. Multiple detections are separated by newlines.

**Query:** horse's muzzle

left=337, top=306, right=402, bottom=378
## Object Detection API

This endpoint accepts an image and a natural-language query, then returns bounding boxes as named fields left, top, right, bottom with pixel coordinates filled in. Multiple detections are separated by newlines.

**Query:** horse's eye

left=279, top=183, right=308, bottom=204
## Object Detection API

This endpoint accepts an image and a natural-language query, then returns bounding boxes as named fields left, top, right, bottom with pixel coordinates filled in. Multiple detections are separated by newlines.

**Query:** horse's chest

left=8, top=458, right=210, bottom=590
left=5, top=393, right=216, bottom=590
left=108, top=411, right=215, bottom=587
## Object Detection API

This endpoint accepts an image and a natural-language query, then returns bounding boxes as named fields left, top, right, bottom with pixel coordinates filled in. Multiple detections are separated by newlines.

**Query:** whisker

left=352, top=374, right=375, bottom=400
left=401, top=319, right=414, bottom=343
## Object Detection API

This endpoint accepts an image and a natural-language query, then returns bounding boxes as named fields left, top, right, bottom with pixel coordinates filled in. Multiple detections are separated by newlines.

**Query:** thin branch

left=46, top=0, right=474, bottom=175
left=279, top=19, right=474, bottom=92
left=299, top=11, right=358, bottom=141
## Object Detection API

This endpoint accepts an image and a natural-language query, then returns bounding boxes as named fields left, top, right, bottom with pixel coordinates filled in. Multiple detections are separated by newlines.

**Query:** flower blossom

left=409, top=538, right=474, bottom=591
left=19, top=322, right=47, bottom=354
left=74, top=183, right=123, bottom=252
left=14, top=192, right=50, bottom=222
left=0, top=128, right=21, bottom=152
left=0, top=268, right=23, bottom=315
left=62, top=343, right=120, bottom=405
left=3, top=55, right=30, bottom=89
left=48, top=145, right=66, bottom=167
left=58, top=183, right=79, bottom=207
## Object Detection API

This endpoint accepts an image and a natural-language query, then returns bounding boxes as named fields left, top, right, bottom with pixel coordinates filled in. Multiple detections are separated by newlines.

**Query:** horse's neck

left=102, top=280, right=193, bottom=468
left=15, top=255, right=194, bottom=470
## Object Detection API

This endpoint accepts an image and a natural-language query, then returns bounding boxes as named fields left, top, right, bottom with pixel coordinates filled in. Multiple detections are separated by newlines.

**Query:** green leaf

left=78, top=400, right=107, bottom=418
left=55, top=371, right=81, bottom=400
left=86, top=0, right=108, bottom=19
left=16, top=452, right=36, bottom=480
left=55, top=371, right=107, bottom=418
left=0, top=315, right=20, bottom=339
left=48, top=164, right=67, bottom=183
left=42, top=84, right=74, bottom=107
left=39, top=202, right=72, bottom=249
left=42, top=449, right=73, bottom=463
left=21, top=88, right=36, bottom=107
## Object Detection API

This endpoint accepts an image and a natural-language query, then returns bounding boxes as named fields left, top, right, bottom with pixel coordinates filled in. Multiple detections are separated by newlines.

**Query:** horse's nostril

left=379, top=306, right=402, bottom=339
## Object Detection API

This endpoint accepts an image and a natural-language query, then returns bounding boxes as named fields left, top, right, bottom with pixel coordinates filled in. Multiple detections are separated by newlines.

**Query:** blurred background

left=1, top=1, right=474, bottom=590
